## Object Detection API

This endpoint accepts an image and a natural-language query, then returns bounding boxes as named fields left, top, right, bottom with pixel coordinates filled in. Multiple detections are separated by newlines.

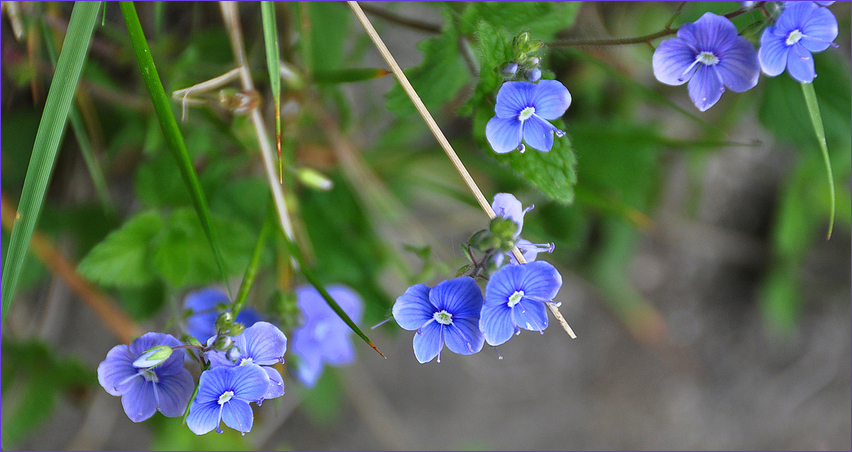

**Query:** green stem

left=800, top=81, right=835, bottom=239
left=231, top=207, right=273, bottom=319
left=261, top=1, right=283, bottom=183
left=119, top=1, right=231, bottom=289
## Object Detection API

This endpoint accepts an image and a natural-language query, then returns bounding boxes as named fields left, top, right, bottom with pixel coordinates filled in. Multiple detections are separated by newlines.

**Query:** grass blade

left=119, top=1, right=230, bottom=291
left=800, top=81, right=836, bottom=239
left=1, top=1, right=101, bottom=322
left=261, top=1, right=283, bottom=183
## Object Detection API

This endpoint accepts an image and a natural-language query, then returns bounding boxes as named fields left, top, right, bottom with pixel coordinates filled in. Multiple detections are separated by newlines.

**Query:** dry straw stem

left=347, top=1, right=576, bottom=339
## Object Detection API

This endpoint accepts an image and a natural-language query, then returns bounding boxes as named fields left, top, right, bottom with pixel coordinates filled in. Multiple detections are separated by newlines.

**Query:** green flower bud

left=132, top=345, right=173, bottom=369
left=215, top=312, right=233, bottom=332
left=212, top=335, right=233, bottom=351
left=297, top=167, right=334, bottom=191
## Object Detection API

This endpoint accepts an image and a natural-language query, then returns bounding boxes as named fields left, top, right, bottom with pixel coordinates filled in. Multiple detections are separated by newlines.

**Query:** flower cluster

left=652, top=2, right=838, bottom=111
left=393, top=193, right=563, bottom=362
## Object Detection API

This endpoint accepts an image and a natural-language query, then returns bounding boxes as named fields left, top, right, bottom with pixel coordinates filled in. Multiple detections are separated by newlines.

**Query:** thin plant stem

left=348, top=1, right=576, bottom=339
left=231, top=206, right=273, bottom=319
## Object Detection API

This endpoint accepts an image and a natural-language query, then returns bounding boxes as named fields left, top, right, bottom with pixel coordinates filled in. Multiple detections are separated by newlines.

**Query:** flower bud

left=215, top=312, right=233, bottom=332
left=132, top=345, right=173, bottom=369
left=526, top=68, right=542, bottom=82
left=212, top=335, right=233, bottom=351
left=297, top=167, right=333, bottom=191
left=502, top=62, right=519, bottom=75
left=467, top=229, right=492, bottom=252
left=524, top=56, right=540, bottom=67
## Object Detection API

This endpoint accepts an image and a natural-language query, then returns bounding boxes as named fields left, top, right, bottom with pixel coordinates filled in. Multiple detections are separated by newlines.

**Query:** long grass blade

left=119, top=1, right=231, bottom=291
left=1, top=1, right=101, bottom=322
left=800, top=81, right=835, bottom=239
left=261, top=1, right=283, bottom=184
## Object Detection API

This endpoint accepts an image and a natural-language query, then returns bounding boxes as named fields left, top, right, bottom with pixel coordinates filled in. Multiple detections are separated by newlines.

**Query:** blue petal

left=222, top=399, right=255, bottom=433
left=155, top=369, right=195, bottom=417
left=787, top=44, right=815, bottom=83
left=494, top=81, right=535, bottom=118
left=262, top=366, right=285, bottom=400
left=429, top=277, right=483, bottom=321
left=186, top=400, right=221, bottom=435
left=716, top=36, right=759, bottom=92
left=492, top=193, right=525, bottom=235
left=129, top=333, right=185, bottom=376
left=320, top=333, right=356, bottom=366
left=98, top=345, right=137, bottom=396
left=230, top=364, right=270, bottom=403
left=443, top=318, right=484, bottom=355
left=297, top=285, right=364, bottom=324
left=486, top=116, right=523, bottom=154
left=184, top=287, right=229, bottom=313
left=242, top=322, right=287, bottom=366
left=512, top=298, right=549, bottom=333
left=480, top=303, right=515, bottom=346
left=294, top=348, right=324, bottom=388
left=523, top=115, right=556, bottom=152
left=518, top=261, right=563, bottom=302
left=121, top=378, right=157, bottom=422
left=687, top=65, right=724, bottom=111
left=530, top=80, right=571, bottom=120
left=484, top=264, right=526, bottom=307
left=801, top=5, right=838, bottom=53
left=235, top=308, right=263, bottom=329
left=393, top=284, right=434, bottom=331
left=680, top=13, right=739, bottom=52
left=412, top=321, right=443, bottom=363
left=653, top=37, right=697, bottom=86
left=758, top=27, right=789, bottom=77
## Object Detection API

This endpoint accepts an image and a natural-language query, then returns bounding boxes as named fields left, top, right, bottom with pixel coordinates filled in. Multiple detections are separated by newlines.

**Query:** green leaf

left=2, top=1, right=100, bottom=322
left=459, top=1, right=581, bottom=39
left=78, top=210, right=163, bottom=288
left=385, top=12, right=470, bottom=117
left=459, top=20, right=514, bottom=116
left=800, top=81, right=835, bottom=239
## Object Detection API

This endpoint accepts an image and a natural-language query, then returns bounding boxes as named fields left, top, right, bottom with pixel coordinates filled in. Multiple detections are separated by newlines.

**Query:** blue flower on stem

left=480, top=261, right=562, bottom=346
left=97, top=333, right=194, bottom=422
left=186, top=365, right=269, bottom=435
left=492, top=193, right=554, bottom=265
left=485, top=80, right=571, bottom=154
left=290, top=285, right=364, bottom=388
left=206, top=322, right=287, bottom=401
left=759, top=1, right=838, bottom=83
left=184, top=288, right=262, bottom=343
left=393, top=277, right=485, bottom=363
left=652, top=12, right=759, bottom=111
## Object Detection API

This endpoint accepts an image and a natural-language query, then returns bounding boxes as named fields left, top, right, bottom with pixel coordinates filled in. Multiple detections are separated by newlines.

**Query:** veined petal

left=801, top=5, right=838, bottom=53
left=716, top=36, right=759, bottom=92
left=480, top=303, right=515, bottom=346
left=494, top=81, right=536, bottom=118
left=155, top=369, right=195, bottom=417
left=758, top=28, right=789, bottom=76
left=121, top=379, right=157, bottom=422
left=230, top=364, right=270, bottom=403
left=429, top=277, right=483, bottom=321
left=530, top=80, right=571, bottom=120
left=523, top=115, right=556, bottom=152
left=519, top=261, right=563, bottom=302
left=484, top=264, right=525, bottom=306
left=492, top=193, right=525, bottom=235
left=262, top=366, right=285, bottom=400
left=512, top=298, right=549, bottom=333
left=443, top=318, right=485, bottom=355
left=680, top=13, right=739, bottom=52
left=652, top=38, right=697, bottom=86
left=221, top=399, right=255, bottom=433
left=486, top=116, right=523, bottom=154
left=392, top=284, right=434, bottom=331
left=413, top=321, right=443, bottom=363
left=186, top=400, right=221, bottom=435
left=787, top=44, right=815, bottom=83
left=242, top=322, right=287, bottom=365
left=98, top=345, right=137, bottom=396
left=777, top=1, right=812, bottom=32
left=687, top=65, right=725, bottom=111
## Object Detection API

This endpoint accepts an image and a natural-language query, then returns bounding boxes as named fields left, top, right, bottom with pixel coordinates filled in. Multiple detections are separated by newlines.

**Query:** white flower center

left=786, top=29, right=803, bottom=46
left=140, top=368, right=159, bottom=383
left=239, top=357, right=253, bottom=366
left=218, top=390, right=234, bottom=405
left=508, top=290, right=525, bottom=308
left=518, top=106, right=535, bottom=121
left=696, top=51, right=719, bottom=66
left=433, top=310, right=453, bottom=325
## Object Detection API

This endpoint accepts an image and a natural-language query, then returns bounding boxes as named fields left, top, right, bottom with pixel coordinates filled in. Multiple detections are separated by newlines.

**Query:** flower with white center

left=485, top=80, right=571, bottom=153
left=759, top=1, right=838, bottom=83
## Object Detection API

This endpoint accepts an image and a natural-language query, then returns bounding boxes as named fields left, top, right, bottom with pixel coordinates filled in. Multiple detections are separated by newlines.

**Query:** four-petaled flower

left=186, top=365, right=269, bottom=435
left=290, top=285, right=364, bottom=388
left=652, top=12, right=760, bottom=111
left=206, top=322, right=287, bottom=402
left=184, top=287, right=262, bottom=343
left=759, top=1, right=838, bottom=83
left=98, top=333, right=194, bottom=422
left=480, top=261, right=563, bottom=346
left=485, top=80, right=571, bottom=154
left=393, top=277, right=485, bottom=363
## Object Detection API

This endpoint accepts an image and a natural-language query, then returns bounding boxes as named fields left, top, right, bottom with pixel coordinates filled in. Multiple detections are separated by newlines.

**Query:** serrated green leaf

left=78, top=210, right=163, bottom=288
left=385, top=12, right=470, bottom=117
left=460, top=1, right=581, bottom=39
left=459, top=20, right=514, bottom=116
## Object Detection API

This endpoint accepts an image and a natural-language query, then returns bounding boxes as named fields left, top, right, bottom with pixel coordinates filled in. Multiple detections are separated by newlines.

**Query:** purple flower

left=485, top=80, right=571, bottom=154
left=759, top=1, right=838, bottom=83
left=492, top=193, right=533, bottom=237
left=186, top=365, right=269, bottom=435
left=480, top=261, right=562, bottom=346
left=290, top=285, right=364, bottom=387
left=393, top=277, right=485, bottom=363
left=652, top=12, right=760, bottom=111
left=97, top=333, right=194, bottom=422
left=184, top=288, right=262, bottom=342
left=206, top=322, right=287, bottom=401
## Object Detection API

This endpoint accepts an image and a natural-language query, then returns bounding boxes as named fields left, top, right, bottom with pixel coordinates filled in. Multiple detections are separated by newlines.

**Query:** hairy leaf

left=78, top=210, right=163, bottom=287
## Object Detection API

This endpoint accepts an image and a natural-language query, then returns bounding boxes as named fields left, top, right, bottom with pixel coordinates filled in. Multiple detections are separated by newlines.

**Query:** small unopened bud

left=297, top=167, right=333, bottom=191
left=212, top=335, right=232, bottom=351
left=468, top=229, right=492, bottom=252
left=524, top=56, right=540, bottom=67
left=133, top=345, right=173, bottom=369
left=526, top=68, right=542, bottom=82
left=502, top=62, right=519, bottom=75
left=490, top=217, right=519, bottom=251
left=225, top=322, right=244, bottom=337
left=215, top=312, right=233, bottom=332
left=227, top=346, right=242, bottom=362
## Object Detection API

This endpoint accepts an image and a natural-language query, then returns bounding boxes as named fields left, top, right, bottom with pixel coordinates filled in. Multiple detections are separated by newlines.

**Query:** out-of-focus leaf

left=313, top=68, right=392, bottom=84
left=78, top=210, right=163, bottom=288
left=459, top=1, right=581, bottom=39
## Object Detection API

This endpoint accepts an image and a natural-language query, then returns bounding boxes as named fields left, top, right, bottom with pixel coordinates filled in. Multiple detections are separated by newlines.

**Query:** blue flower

left=480, top=261, right=562, bottom=346
left=509, top=239, right=555, bottom=265
left=393, top=277, right=485, bottom=363
left=184, top=288, right=262, bottom=342
left=97, top=333, right=194, bottom=422
left=652, top=12, right=760, bottom=111
left=206, top=322, right=287, bottom=402
left=485, top=80, right=571, bottom=154
left=290, top=285, right=364, bottom=387
left=186, top=365, right=269, bottom=435
left=491, top=193, right=533, bottom=237
left=759, top=1, right=838, bottom=83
